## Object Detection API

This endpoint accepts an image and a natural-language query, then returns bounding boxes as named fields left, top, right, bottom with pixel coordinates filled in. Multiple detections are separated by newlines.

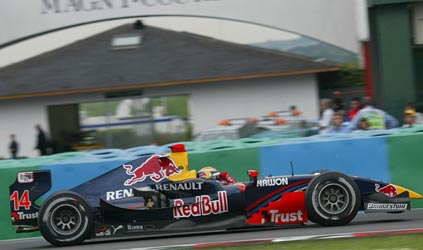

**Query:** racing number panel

left=9, top=170, right=52, bottom=227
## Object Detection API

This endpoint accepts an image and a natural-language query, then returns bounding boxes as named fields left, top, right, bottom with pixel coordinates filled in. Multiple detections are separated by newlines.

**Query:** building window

left=413, top=3, right=423, bottom=45
left=111, top=34, right=142, bottom=50
left=79, top=95, right=191, bottom=149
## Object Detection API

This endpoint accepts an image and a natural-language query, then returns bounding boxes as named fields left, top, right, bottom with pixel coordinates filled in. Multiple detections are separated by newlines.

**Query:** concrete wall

left=0, top=74, right=320, bottom=158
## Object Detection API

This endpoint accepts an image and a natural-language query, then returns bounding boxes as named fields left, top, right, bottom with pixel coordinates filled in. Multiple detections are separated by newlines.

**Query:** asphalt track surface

left=1, top=209, right=422, bottom=250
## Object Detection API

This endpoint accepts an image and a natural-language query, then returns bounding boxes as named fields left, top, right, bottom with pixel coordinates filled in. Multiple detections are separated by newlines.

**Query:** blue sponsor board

left=259, top=137, right=390, bottom=182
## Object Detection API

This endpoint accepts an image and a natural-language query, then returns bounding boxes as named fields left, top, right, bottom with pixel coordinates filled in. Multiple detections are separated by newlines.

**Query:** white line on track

left=118, top=228, right=423, bottom=250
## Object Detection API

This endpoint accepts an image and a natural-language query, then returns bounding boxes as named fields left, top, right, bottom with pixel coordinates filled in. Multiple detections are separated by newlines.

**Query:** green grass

left=194, top=234, right=423, bottom=250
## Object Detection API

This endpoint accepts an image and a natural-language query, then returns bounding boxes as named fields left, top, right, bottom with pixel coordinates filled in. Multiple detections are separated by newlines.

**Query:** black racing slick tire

left=38, top=191, right=93, bottom=247
left=305, top=172, right=361, bottom=227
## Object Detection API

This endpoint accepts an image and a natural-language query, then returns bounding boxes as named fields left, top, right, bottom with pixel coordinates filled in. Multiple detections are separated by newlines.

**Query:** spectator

left=319, top=98, right=335, bottom=134
left=402, top=109, right=417, bottom=128
left=348, top=97, right=362, bottom=121
left=35, top=124, right=48, bottom=156
left=348, top=96, right=398, bottom=130
left=354, top=117, right=370, bottom=131
left=332, top=97, right=345, bottom=112
left=405, top=101, right=423, bottom=125
left=337, top=106, right=349, bottom=123
left=9, top=134, right=19, bottom=159
left=327, top=112, right=351, bottom=133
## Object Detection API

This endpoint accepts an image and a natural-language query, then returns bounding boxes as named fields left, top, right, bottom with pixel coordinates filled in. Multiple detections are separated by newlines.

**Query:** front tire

left=38, top=191, right=93, bottom=246
left=305, top=172, right=361, bottom=226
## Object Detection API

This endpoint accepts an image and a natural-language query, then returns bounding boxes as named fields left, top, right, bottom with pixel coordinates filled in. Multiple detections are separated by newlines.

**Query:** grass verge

left=194, top=233, right=423, bottom=250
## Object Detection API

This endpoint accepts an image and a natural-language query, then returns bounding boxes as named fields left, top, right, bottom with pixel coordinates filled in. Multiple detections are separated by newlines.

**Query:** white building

left=0, top=24, right=338, bottom=158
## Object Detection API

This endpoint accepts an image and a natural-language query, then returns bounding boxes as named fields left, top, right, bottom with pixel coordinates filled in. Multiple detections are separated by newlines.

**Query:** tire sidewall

left=305, top=172, right=361, bottom=226
left=39, top=191, right=93, bottom=246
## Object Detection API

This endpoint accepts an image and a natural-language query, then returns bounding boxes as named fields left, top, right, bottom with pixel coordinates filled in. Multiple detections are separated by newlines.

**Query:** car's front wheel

left=305, top=172, right=361, bottom=226
left=38, top=191, right=93, bottom=246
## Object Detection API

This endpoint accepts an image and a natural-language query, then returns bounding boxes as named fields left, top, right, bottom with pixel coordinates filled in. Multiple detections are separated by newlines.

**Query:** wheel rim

left=50, top=204, right=82, bottom=236
left=317, top=183, right=350, bottom=215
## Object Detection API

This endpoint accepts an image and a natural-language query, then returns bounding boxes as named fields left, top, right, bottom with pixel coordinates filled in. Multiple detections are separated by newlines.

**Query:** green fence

left=387, top=133, right=423, bottom=208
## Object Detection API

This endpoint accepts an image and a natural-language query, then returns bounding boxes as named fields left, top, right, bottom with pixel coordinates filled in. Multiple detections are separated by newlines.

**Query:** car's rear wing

left=9, top=170, right=51, bottom=232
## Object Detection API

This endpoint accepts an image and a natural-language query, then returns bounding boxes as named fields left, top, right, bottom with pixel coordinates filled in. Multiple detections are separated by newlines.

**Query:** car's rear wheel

left=305, top=172, right=361, bottom=226
left=38, top=191, right=93, bottom=246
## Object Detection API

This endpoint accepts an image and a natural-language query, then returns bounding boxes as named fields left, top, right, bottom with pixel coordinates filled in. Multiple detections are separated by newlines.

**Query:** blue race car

left=9, top=144, right=422, bottom=246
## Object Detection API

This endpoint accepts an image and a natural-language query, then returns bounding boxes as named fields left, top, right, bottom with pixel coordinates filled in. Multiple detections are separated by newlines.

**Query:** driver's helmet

left=198, top=166, right=219, bottom=179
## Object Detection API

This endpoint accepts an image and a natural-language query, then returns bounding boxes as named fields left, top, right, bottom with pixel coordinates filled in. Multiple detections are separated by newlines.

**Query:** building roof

left=0, top=24, right=338, bottom=100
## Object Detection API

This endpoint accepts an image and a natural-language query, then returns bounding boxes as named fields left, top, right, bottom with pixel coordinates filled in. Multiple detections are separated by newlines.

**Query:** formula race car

left=9, top=144, right=422, bottom=246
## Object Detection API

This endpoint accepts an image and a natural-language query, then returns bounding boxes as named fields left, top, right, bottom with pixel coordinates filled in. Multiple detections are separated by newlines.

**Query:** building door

left=48, top=104, right=80, bottom=153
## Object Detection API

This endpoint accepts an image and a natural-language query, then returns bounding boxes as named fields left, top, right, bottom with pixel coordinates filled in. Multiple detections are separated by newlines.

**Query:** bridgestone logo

left=367, top=203, right=408, bottom=210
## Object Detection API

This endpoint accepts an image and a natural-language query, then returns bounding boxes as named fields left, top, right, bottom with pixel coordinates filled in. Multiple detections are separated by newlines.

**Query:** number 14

left=10, top=190, right=32, bottom=211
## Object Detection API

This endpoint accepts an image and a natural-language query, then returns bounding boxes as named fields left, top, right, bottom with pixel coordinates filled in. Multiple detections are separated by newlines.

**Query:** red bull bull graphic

left=375, top=184, right=398, bottom=197
left=123, top=155, right=181, bottom=186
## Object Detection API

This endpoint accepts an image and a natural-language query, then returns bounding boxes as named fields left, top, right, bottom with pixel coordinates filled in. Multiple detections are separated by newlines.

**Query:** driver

left=197, top=166, right=237, bottom=184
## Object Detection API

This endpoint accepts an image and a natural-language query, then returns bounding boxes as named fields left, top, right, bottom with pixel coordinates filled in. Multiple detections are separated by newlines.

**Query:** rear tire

left=38, top=191, right=93, bottom=246
left=305, top=172, right=361, bottom=226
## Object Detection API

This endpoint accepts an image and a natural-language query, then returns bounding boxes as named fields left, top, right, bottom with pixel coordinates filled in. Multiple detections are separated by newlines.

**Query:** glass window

left=79, top=95, right=191, bottom=149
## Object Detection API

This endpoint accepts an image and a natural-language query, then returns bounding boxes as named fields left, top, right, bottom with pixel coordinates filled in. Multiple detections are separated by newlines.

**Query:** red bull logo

left=173, top=191, right=228, bottom=218
left=375, top=183, right=398, bottom=197
left=123, top=155, right=181, bottom=186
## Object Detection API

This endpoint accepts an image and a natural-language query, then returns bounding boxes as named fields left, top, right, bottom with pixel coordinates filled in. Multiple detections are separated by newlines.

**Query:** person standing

left=327, top=112, right=351, bottom=133
left=35, top=125, right=48, bottom=156
left=9, top=134, right=19, bottom=159
left=332, top=97, right=345, bottom=112
left=354, top=117, right=370, bottom=131
left=405, top=101, right=423, bottom=125
left=348, top=97, right=362, bottom=121
left=402, top=109, right=417, bottom=128
left=348, top=96, right=398, bottom=131
left=319, top=99, right=335, bottom=134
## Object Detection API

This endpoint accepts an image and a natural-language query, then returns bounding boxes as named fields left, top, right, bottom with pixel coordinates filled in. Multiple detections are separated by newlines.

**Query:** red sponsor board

left=173, top=191, right=228, bottom=218
left=247, top=192, right=308, bottom=225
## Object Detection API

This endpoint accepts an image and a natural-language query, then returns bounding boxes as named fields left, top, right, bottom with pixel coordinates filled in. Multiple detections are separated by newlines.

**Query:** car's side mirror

left=247, top=170, right=259, bottom=185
